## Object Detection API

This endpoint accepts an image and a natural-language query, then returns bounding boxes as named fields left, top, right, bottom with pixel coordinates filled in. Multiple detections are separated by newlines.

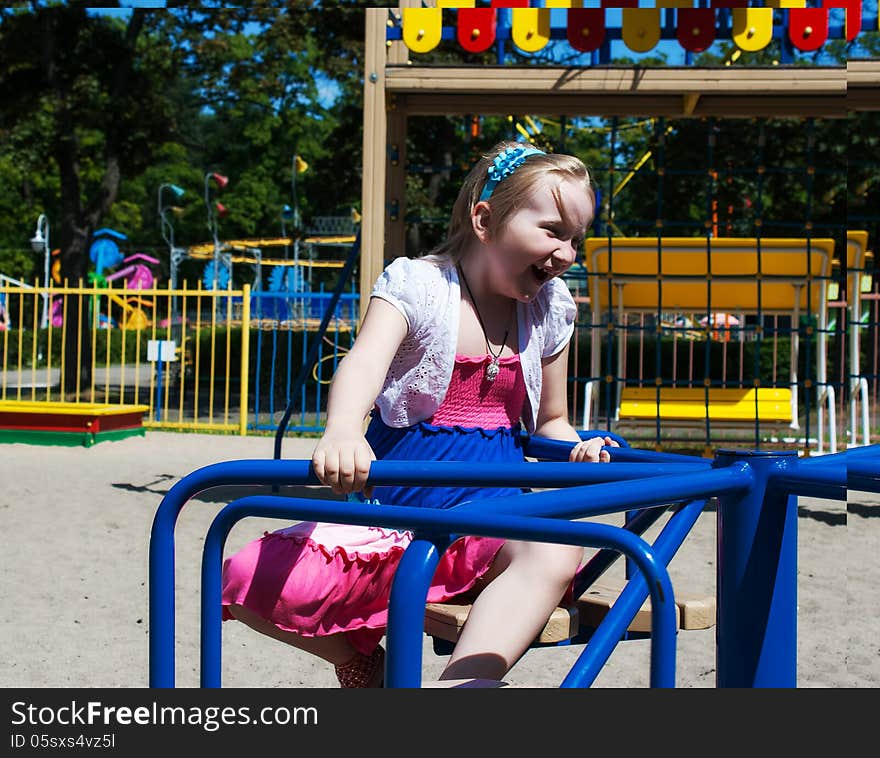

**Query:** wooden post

left=386, top=2, right=416, bottom=263
left=360, top=8, right=389, bottom=323
left=387, top=107, right=407, bottom=262
left=361, top=4, right=415, bottom=323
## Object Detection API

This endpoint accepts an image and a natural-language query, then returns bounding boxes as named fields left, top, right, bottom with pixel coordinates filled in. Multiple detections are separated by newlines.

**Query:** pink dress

left=221, top=354, right=526, bottom=655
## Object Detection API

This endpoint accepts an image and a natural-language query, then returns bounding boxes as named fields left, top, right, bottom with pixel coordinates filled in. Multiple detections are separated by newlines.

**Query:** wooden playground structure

left=357, top=3, right=878, bottom=453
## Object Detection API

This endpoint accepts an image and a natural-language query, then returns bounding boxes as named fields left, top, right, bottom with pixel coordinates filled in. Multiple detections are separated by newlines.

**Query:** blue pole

left=150, top=459, right=314, bottom=687
left=155, top=359, right=163, bottom=422
left=463, top=464, right=749, bottom=519
left=201, top=506, right=234, bottom=688
left=385, top=537, right=449, bottom=689
left=572, top=504, right=670, bottom=597
left=713, top=449, right=798, bottom=687
left=562, top=500, right=705, bottom=688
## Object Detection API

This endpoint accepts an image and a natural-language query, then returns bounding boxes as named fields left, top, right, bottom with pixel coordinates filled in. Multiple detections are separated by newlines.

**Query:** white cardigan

left=370, top=256, right=576, bottom=434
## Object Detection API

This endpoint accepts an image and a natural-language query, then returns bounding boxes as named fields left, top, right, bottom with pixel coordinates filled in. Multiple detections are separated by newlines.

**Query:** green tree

left=0, top=5, right=178, bottom=389
left=0, top=2, right=371, bottom=387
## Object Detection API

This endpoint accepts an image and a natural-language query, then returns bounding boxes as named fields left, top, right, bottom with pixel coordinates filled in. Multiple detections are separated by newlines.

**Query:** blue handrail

left=847, top=445, right=880, bottom=491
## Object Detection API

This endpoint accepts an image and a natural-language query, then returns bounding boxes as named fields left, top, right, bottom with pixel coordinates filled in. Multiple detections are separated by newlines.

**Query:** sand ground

left=1, top=431, right=874, bottom=688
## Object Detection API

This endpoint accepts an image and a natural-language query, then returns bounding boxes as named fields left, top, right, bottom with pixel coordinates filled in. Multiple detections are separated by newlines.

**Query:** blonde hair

left=425, top=140, right=594, bottom=265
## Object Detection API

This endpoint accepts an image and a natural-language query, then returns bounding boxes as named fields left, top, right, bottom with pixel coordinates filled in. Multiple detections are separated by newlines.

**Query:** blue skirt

left=364, top=412, right=527, bottom=509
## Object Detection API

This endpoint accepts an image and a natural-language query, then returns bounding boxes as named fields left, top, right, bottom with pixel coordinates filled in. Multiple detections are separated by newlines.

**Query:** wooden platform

left=0, top=400, right=149, bottom=447
left=424, top=580, right=715, bottom=646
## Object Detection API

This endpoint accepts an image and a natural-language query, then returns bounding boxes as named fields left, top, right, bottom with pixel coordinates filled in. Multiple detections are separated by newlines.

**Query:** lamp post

left=29, top=214, right=50, bottom=329
left=280, top=204, right=301, bottom=319
left=203, top=172, right=229, bottom=294
left=158, top=183, right=185, bottom=255
left=290, top=155, right=304, bottom=295
left=281, top=204, right=294, bottom=260
left=158, top=183, right=185, bottom=322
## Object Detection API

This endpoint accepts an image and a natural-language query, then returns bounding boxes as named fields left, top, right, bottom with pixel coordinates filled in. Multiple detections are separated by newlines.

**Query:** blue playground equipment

left=253, top=264, right=305, bottom=321
left=267, top=264, right=303, bottom=296
left=201, top=259, right=231, bottom=291
left=149, top=434, right=858, bottom=689
left=89, top=227, right=127, bottom=277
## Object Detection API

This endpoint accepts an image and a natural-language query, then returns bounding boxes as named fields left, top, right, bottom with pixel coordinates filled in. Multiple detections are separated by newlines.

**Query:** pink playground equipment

left=50, top=252, right=161, bottom=329
left=105, top=253, right=160, bottom=290
left=103, top=253, right=161, bottom=330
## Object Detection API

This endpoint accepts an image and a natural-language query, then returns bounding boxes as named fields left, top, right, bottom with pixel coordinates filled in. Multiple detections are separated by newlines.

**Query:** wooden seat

left=424, top=580, right=715, bottom=646
left=575, top=580, right=716, bottom=633
left=425, top=601, right=579, bottom=645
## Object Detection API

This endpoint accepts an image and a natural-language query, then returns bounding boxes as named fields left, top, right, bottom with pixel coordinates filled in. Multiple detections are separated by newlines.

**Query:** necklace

left=457, top=264, right=514, bottom=382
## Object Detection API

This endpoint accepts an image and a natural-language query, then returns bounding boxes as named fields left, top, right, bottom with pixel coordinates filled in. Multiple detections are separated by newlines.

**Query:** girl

left=222, top=140, right=617, bottom=687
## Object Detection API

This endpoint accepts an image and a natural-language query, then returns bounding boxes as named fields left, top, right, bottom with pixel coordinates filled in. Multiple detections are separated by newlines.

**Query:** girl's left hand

left=569, top=435, right=619, bottom=463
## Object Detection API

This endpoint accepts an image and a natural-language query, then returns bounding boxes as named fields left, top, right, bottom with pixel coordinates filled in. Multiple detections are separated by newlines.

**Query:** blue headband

left=479, top=145, right=545, bottom=202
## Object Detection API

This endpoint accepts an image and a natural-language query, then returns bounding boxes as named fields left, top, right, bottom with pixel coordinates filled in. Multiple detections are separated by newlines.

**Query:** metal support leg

left=713, top=449, right=798, bottom=687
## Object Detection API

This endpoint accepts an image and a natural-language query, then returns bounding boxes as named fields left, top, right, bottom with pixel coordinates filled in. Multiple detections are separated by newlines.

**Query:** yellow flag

left=295, top=155, right=309, bottom=173
left=351, top=207, right=361, bottom=224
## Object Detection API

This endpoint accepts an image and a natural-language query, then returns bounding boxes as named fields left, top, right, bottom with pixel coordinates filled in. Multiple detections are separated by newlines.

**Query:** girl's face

left=481, top=176, right=594, bottom=302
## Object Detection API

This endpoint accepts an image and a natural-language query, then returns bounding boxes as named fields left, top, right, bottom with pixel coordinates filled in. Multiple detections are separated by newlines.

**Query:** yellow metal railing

left=0, top=280, right=251, bottom=434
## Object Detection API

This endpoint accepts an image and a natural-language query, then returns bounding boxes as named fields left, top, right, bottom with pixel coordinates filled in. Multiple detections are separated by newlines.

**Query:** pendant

left=486, top=358, right=500, bottom=382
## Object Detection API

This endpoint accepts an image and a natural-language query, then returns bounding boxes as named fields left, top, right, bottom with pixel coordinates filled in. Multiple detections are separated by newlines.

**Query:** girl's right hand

left=311, top=430, right=376, bottom=497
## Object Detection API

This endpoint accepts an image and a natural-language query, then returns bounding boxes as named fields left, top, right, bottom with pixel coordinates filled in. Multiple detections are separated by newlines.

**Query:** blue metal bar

left=714, top=450, right=798, bottom=687
left=802, top=448, right=853, bottom=466
left=843, top=444, right=879, bottom=460
left=201, top=506, right=236, bottom=687
left=526, top=433, right=712, bottom=465
left=156, top=457, right=711, bottom=501
left=154, top=444, right=827, bottom=689
left=572, top=503, right=675, bottom=598
left=769, top=457, right=846, bottom=501
left=197, top=495, right=678, bottom=688
left=457, top=464, right=751, bottom=520
left=562, top=499, right=706, bottom=688
left=385, top=536, right=449, bottom=689
left=151, top=459, right=314, bottom=688
left=847, top=449, right=880, bottom=493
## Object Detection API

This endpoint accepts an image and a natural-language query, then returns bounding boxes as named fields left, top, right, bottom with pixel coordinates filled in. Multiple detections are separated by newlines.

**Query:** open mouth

left=531, top=265, right=551, bottom=284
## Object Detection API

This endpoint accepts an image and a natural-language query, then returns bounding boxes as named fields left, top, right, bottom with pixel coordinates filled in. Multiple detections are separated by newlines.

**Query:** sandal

left=335, top=645, right=385, bottom=688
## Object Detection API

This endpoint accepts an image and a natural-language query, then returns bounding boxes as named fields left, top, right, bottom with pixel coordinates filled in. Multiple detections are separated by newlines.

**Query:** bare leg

left=438, top=541, right=583, bottom=681
left=229, top=604, right=385, bottom=688
left=226, top=603, right=356, bottom=666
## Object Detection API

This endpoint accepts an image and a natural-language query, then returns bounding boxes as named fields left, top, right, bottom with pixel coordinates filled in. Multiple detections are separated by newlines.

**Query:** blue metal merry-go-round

left=148, top=435, right=867, bottom=689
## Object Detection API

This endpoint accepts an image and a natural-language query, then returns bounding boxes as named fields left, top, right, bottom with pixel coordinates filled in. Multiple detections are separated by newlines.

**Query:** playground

left=0, top=4, right=876, bottom=695
left=0, top=430, right=871, bottom=688
left=3, top=5, right=878, bottom=451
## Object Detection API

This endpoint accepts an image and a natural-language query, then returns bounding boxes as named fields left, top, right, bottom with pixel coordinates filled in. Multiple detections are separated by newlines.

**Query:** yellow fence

left=0, top=281, right=251, bottom=434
